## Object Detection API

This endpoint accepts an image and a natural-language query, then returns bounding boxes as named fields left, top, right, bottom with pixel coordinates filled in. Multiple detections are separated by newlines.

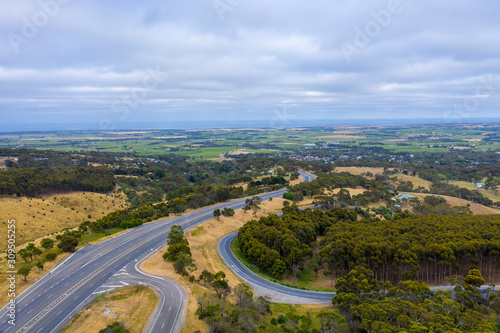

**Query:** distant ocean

left=2, top=117, right=500, bottom=133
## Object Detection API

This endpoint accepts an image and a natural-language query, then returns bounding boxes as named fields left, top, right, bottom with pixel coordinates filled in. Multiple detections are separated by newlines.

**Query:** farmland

left=1, top=122, right=499, bottom=161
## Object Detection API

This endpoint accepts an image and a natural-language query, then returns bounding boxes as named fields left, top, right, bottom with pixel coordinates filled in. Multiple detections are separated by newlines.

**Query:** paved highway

left=218, top=232, right=335, bottom=304
left=0, top=170, right=315, bottom=333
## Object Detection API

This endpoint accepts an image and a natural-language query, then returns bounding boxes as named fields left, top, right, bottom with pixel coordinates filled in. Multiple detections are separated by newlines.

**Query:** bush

left=45, top=252, right=57, bottom=261
left=58, top=236, right=78, bottom=252
left=221, top=207, right=235, bottom=217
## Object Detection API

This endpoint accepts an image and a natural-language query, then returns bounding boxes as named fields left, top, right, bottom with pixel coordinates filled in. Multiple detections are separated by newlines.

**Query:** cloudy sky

left=1, top=0, right=500, bottom=131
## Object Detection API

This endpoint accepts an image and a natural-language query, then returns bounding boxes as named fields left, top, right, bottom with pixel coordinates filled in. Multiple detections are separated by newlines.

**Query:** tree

left=58, top=236, right=78, bottom=252
left=213, top=208, right=221, bottom=220
left=168, top=197, right=187, bottom=213
left=199, top=270, right=214, bottom=286
left=464, top=269, right=485, bottom=289
left=233, top=283, right=253, bottom=309
left=221, top=207, right=235, bottom=217
left=41, top=238, right=54, bottom=249
left=244, top=196, right=262, bottom=216
left=45, top=252, right=57, bottom=261
left=163, top=238, right=191, bottom=261
left=19, top=249, right=33, bottom=262
left=32, top=247, right=42, bottom=258
left=98, top=321, right=130, bottom=333
left=317, top=310, right=346, bottom=333
left=18, top=266, right=31, bottom=281
left=335, top=266, right=379, bottom=299
left=36, top=261, right=44, bottom=272
left=173, top=252, right=196, bottom=275
left=211, top=271, right=231, bottom=299
left=167, top=225, right=185, bottom=245
left=272, top=260, right=287, bottom=280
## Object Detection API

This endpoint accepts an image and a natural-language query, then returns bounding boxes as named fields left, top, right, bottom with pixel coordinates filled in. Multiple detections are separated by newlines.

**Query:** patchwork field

left=2, top=123, right=499, bottom=159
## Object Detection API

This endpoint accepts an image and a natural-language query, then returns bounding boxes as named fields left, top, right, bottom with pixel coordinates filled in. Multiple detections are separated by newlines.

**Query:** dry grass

left=396, top=175, right=432, bottom=190
left=140, top=197, right=316, bottom=333
left=406, top=193, right=500, bottom=215
left=0, top=251, right=71, bottom=306
left=0, top=189, right=128, bottom=307
left=449, top=181, right=500, bottom=202
left=329, top=188, right=366, bottom=196
left=62, top=286, right=159, bottom=333
left=334, top=167, right=387, bottom=175
left=0, top=190, right=128, bottom=250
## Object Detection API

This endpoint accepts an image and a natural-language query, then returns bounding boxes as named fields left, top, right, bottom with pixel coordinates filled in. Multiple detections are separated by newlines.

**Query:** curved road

left=219, top=232, right=335, bottom=304
left=0, top=170, right=315, bottom=333
left=217, top=168, right=336, bottom=304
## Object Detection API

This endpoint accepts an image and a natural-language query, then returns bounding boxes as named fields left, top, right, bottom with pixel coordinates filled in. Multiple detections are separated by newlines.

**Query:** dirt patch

left=62, top=286, right=158, bottom=333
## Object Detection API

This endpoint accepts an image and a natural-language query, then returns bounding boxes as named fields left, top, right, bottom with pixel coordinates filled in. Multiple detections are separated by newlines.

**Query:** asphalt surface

left=218, top=232, right=335, bottom=304
left=0, top=170, right=315, bottom=333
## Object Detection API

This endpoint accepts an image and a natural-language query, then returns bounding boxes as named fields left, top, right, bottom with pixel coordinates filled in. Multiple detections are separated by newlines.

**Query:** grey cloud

left=1, top=0, right=499, bottom=130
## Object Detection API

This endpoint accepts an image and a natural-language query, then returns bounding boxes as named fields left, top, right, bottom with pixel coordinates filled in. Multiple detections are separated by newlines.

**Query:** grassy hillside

left=0, top=189, right=129, bottom=250
left=450, top=180, right=500, bottom=202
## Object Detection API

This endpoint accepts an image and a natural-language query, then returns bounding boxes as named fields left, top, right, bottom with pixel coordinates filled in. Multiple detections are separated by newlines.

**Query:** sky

left=1, top=0, right=500, bottom=131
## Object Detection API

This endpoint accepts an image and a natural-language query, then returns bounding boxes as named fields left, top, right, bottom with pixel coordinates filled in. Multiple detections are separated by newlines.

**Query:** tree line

left=333, top=266, right=499, bottom=332
left=237, top=205, right=500, bottom=285
left=321, top=213, right=500, bottom=285
left=0, top=166, right=116, bottom=197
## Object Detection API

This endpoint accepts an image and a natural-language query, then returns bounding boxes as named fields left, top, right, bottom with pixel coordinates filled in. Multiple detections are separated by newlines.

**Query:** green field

left=1, top=123, right=499, bottom=160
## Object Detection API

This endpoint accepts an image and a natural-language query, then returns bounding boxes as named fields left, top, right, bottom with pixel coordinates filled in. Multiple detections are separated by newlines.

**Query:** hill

left=0, top=189, right=128, bottom=250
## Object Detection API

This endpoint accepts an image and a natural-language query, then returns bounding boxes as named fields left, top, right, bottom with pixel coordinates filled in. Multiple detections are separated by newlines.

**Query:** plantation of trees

left=333, top=266, right=500, bottom=332
left=0, top=166, right=116, bottom=197
left=238, top=205, right=500, bottom=285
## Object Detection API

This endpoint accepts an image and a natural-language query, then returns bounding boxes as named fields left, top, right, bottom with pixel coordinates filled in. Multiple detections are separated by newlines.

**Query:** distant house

left=267, top=170, right=275, bottom=175
left=476, top=183, right=485, bottom=189
left=392, top=193, right=415, bottom=201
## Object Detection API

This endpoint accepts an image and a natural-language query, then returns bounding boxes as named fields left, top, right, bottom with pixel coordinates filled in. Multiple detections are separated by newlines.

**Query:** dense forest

left=0, top=166, right=116, bottom=197
left=333, top=266, right=500, bottom=332
left=0, top=147, right=298, bottom=206
left=238, top=205, right=500, bottom=285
